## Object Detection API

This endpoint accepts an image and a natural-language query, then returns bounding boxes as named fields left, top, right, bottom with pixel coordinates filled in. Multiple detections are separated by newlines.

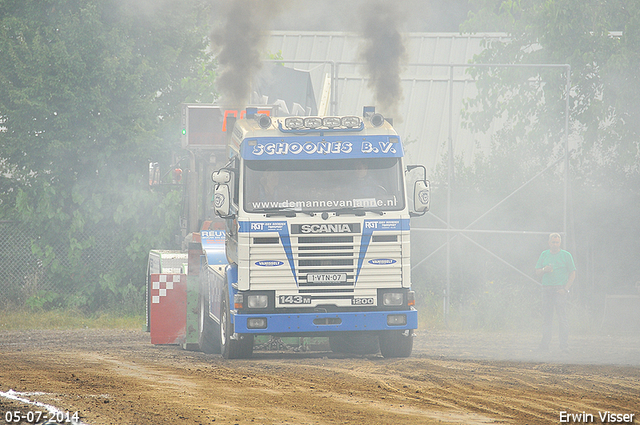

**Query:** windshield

left=244, top=158, right=405, bottom=213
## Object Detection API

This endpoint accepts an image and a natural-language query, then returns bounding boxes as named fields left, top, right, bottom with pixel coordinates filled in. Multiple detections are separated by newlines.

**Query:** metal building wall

left=265, top=31, right=509, bottom=175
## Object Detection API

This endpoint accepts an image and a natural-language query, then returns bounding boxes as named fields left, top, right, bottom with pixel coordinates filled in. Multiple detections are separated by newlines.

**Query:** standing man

left=535, top=233, right=576, bottom=352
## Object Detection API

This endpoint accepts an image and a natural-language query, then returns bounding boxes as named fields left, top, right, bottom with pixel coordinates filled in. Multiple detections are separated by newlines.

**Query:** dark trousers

left=541, top=285, right=569, bottom=349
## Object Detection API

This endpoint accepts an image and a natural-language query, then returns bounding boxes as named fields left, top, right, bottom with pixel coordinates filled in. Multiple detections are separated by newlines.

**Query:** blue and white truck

left=197, top=107, right=430, bottom=358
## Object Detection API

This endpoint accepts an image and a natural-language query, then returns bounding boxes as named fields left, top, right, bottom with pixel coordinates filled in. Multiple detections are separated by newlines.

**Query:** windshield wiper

left=333, top=207, right=384, bottom=216
left=258, top=208, right=297, bottom=217
left=257, top=208, right=314, bottom=217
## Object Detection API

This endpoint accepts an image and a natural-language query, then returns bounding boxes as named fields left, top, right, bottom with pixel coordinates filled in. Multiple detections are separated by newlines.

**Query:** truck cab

left=202, top=108, right=429, bottom=358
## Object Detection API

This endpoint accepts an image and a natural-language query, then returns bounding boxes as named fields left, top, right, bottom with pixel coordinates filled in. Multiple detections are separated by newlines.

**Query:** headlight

left=247, top=294, right=269, bottom=309
left=382, top=292, right=404, bottom=306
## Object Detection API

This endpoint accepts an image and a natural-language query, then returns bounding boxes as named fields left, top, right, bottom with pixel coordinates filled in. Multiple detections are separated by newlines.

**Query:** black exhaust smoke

left=210, top=0, right=286, bottom=108
left=359, top=0, right=408, bottom=122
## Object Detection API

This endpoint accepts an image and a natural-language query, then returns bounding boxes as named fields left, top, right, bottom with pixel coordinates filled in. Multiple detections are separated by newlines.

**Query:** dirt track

left=1, top=329, right=639, bottom=425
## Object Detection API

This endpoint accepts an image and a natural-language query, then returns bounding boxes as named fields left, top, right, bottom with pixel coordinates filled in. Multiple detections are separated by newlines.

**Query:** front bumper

left=232, top=308, right=418, bottom=334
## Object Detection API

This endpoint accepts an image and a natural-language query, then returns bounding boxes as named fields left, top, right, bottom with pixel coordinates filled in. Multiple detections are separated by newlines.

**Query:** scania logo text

left=292, top=223, right=361, bottom=234
left=301, top=224, right=350, bottom=234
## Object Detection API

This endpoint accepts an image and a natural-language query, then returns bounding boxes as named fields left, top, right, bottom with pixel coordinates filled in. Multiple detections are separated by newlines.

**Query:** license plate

left=307, top=273, right=348, bottom=283
left=279, top=295, right=311, bottom=305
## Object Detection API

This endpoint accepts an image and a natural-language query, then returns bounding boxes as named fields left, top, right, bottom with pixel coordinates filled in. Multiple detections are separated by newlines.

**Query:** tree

left=0, top=0, right=215, bottom=311
left=462, top=0, right=640, bottom=179
left=451, top=0, right=640, bottom=308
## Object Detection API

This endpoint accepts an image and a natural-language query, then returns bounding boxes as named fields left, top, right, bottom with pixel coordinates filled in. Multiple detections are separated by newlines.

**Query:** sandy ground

left=1, top=328, right=639, bottom=425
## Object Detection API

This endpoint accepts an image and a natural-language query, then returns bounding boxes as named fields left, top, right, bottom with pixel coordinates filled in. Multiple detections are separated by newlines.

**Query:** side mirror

left=214, top=184, right=232, bottom=218
left=212, top=169, right=232, bottom=184
left=413, top=180, right=430, bottom=214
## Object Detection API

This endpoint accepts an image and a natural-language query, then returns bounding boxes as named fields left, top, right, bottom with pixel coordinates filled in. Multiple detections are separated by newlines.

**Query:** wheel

left=329, top=332, right=380, bottom=355
left=379, top=330, right=413, bottom=358
left=220, top=295, right=254, bottom=359
left=198, top=290, right=220, bottom=354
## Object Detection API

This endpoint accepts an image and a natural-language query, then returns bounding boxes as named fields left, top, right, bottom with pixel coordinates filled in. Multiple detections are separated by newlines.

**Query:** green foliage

left=0, top=308, right=144, bottom=330
left=0, top=0, right=215, bottom=312
left=458, top=0, right=640, bottom=257
left=462, top=0, right=640, bottom=180
left=266, top=50, right=285, bottom=66
left=25, top=290, right=64, bottom=310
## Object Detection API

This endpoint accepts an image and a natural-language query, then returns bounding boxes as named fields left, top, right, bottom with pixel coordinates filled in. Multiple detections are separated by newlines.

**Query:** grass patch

left=0, top=308, right=145, bottom=331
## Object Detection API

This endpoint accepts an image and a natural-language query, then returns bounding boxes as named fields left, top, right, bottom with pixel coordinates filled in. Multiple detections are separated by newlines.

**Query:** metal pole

left=445, top=65, right=454, bottom=322
left=187, top=150, right=198, bottom=234
left=333, top=62, right=338, bottom=116
left=564, top=65, right=571, bottom=247
left=414, top=228, right=562, bottom=236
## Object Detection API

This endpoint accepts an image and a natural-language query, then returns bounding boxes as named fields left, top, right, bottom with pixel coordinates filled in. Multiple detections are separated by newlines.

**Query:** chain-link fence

left=0, top=220, right=130, bottom=310
left=0, top=221, right=41, bottom=308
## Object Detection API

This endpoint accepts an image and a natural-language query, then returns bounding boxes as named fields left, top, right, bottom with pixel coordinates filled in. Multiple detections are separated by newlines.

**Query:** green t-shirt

left=536, top=249, right=576, bottom=286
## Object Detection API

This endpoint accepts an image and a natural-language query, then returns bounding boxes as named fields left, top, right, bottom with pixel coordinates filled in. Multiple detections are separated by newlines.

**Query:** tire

left=379, top=330, right=413, bottom=358
left=220, top=295, right=254, bottom=359
left=329, top=332, right=380, bottom=355
left=198, top=291, right=220, bottom=354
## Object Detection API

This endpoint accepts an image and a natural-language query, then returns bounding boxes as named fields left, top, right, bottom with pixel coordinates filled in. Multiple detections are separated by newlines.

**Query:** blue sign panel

left=241, top=135, right=403, bottom=160
left=356, top=219, right=410, bottom=283
left=239, top=221, right=288, bottom=233
left=239, top=221, right=296, bottom=284
left=201, top=230, right=227, bottom=265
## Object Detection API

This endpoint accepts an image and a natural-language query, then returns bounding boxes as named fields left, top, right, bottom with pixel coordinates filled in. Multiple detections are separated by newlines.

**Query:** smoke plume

left=211, top=0, right=285, bottom=108
left=359, top=0, right=408, bottom=122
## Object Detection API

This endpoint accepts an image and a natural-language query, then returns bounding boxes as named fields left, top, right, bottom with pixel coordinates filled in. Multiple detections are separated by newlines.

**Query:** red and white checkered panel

left=149, top=274, right=187, bottom=345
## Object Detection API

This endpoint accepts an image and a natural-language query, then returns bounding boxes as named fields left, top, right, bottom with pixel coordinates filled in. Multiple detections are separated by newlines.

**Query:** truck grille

left=247, top=227, right=403, bottom=291
left=296, top=235, right=355, bottom=290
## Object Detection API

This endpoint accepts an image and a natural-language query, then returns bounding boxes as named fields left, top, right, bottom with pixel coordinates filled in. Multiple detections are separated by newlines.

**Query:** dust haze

left=203, top=0, right=640, bottom=364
